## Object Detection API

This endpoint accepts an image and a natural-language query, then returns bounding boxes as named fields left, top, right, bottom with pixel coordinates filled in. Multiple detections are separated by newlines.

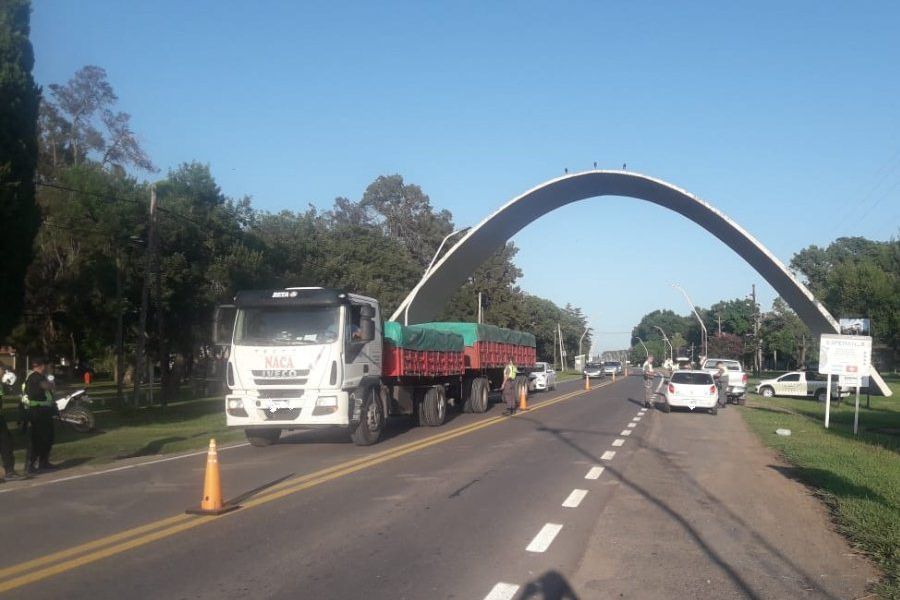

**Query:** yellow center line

left=0, top=380, right=618, bottom=591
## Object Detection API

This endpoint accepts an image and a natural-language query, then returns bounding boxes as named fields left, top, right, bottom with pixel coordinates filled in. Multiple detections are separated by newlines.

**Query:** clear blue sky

left=32, top=1, right=900, bottom=354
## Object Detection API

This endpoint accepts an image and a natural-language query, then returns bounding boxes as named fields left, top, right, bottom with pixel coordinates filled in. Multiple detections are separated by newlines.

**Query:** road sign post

left=819, top=334, right=872, bottom=431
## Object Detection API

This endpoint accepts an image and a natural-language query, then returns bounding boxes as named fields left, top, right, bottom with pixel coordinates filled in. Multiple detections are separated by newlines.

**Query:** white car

left=663, top=370, right=719, bottom=415
left=529, top=362, right=557, bottom=391
left=756, top=371, right=846, bottom=403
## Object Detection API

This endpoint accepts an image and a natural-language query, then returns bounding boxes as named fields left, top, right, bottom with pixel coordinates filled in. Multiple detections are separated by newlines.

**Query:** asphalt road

left=0, top=376, right=875, bottom=599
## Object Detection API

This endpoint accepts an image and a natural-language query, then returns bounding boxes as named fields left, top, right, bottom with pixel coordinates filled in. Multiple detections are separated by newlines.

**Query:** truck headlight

left=313, top=396, right=338, bottom=416
left=226, top=397, right=247, bottom=417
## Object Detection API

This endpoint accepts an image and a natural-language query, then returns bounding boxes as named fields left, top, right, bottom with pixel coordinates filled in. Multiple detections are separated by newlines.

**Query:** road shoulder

left=571, top=402, right=879, bottom=599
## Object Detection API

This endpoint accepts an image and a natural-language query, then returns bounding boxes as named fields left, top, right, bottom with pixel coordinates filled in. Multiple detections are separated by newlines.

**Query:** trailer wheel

left=245, top=428, right=281, bottom=447
left=515, top=376, right=528, bottom=402
left=421, top=386, right=447, bottom=427
left=350, top=387, right=385, bottom=446
left=470, top=378, right=490, bottom=413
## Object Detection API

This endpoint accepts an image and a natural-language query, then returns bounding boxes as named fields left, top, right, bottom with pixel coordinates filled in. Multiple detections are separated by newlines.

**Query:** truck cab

left=216, top=288, right=382, bottom=446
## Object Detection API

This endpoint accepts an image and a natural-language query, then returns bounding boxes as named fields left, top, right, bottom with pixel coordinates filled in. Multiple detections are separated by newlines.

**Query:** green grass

left=739, top=377, right=900, bottom=598
left=2, top=394, right=242, bottom=470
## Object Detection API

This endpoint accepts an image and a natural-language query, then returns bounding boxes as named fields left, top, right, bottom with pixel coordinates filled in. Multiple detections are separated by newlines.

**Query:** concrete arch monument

left=390, top=170, right=890, bottom=395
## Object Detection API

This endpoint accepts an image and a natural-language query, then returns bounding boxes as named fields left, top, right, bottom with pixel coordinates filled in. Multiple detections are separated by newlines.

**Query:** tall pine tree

left=0, top=0, right=40, bottom=337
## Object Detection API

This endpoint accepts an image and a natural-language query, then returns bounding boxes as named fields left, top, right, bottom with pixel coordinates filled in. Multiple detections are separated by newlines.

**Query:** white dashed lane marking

left=621, top=429, right=631, bottom=436
left=585, top=466, right=605, bottom=479
left=601, top=450, right=616, bottom=461
left=612, top=438, right=625, bottom=447
left=562, top=489, right=588, bottom=508
left=627, top=422, right=637, bottom=428
left=484, top=582, right=519, bottom=600
left=526, top=523, right=563, bottom=553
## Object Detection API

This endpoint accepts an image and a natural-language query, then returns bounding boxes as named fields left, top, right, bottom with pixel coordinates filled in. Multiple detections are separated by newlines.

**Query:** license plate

left=268, top=400, right=292, bottom=412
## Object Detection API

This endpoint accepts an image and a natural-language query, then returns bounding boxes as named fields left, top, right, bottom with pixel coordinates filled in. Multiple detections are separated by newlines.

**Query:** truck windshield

left=234, top=306, right=341, bottom=345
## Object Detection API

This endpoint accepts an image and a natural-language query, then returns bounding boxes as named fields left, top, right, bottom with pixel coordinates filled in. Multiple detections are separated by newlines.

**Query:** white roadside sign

left=818, top=334, right=872, bottom=377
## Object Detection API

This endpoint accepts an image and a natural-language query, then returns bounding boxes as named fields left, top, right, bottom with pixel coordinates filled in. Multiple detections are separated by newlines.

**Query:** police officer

left=715, top=361, right=730, bottom=408
left=502, top=356, right=518, bottom=416
left=642, top=355, right=656, bottom=408
left=22, top=358, right=58, bottom=473
left=0, top=365, right=25, bottom=482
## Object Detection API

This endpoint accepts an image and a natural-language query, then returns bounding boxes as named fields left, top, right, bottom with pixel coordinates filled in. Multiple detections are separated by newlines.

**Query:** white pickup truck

left=756, top=371, right=845, bottom=403
left=700, top=358, right=748, bottom=405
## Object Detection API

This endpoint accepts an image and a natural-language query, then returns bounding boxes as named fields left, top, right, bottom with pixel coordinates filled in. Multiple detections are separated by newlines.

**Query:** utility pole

left=155, top=223, right=167, bottom=407
left=553, top=326, right=558, bottom=370
left=751, top=284, right=761, bottom=375
left=717, top=314, right=722, bottom=337
left=115, top=248, right=125, bottom=403
left=133, top=186, right=157, bottom=405
left=558, top=322, right=566, bottom=371
left=477, top=291, right=482, bottom=324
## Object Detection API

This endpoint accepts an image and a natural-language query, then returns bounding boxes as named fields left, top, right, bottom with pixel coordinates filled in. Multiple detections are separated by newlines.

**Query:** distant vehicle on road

left=529, top=361, right=557, bottom=391
left=583, top=362, right=604, bottom=379
left=663, top=370, right=719, bottom=415
left=756, top=371, right=845, bottom=404
left=699, top=358, right=748, bottom=404
left=601, top=361, right=623, bottom=376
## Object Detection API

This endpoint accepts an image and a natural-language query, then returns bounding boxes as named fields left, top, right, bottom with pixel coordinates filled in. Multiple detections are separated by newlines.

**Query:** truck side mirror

left=213, top=305, right=236, bottom=346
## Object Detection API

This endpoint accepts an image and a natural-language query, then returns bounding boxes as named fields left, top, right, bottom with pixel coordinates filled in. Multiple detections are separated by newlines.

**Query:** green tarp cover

left=417, top=322, right=536, bottom=348
left=383, top=321, right=464, bottom=352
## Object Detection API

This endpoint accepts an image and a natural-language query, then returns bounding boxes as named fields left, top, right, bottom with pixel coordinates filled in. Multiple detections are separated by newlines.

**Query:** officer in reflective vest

left=21, top=357, right=57, bottom=473
left=502, top=357, right=518, bottom=415
left=0, top=365, right=25, bottom=482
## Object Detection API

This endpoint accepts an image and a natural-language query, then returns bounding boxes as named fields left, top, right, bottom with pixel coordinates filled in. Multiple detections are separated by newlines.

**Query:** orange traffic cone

left=585, top=374, right=591, bottom=390
left=518, top=383, right=528, bottom=411
left=187, top=439, right=238, bottom=515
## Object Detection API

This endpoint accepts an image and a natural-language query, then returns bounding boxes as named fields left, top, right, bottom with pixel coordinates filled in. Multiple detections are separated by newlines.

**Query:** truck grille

left=251, top=369, right=310, bottom=387
left=257, top=389, right=304, bottom=399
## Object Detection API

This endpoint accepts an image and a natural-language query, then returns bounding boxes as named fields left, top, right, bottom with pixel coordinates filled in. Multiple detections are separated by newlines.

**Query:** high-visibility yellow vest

left=21, top=371, right=53, bottom=408
left=504, top=363, right=518, bottom=380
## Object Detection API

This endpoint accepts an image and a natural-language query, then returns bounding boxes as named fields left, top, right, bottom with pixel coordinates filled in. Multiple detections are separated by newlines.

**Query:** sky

left=31, top=1, right=900, bottom=355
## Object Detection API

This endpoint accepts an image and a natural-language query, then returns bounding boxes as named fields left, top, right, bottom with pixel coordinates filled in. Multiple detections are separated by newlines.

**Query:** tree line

left=1, top=48, right=591, bottom=402
left=629, top=236, right=899, bottom=372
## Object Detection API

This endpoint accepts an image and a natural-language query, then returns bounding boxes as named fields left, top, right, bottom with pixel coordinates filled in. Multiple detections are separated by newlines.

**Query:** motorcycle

left=55, top=389, right=96, bottom=433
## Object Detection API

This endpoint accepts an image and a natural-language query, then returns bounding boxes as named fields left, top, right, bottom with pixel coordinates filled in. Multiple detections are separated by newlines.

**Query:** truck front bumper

left=225, top=390, right=351, bottom=428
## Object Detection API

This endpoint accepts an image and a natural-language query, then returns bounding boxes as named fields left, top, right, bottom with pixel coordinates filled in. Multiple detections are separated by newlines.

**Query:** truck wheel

left=421, top=386, right=447, bottom=427
left=351, top=387, right=385, bottom=446
left=245, top=428, right=281, bottom=447
left=815, top=389, right=827, bottom=403
left=471, top=378, right=490, bottom=413
left=662, top=401, right=671, bottom=414
left=710, top=406, right=718, bottom=416
left=760, top=386, right=774, bottom=398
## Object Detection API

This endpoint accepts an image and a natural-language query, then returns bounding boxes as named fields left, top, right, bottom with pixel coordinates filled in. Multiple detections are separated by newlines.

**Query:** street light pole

left=653, top=325, right=673, bottom=361
left=634, top=336, right=649, bottom=358
left=672, top=283, right=708, bottom=359
left=578, top=326, right=591, bottom=359
left=403, top=227, right=470, bottom=325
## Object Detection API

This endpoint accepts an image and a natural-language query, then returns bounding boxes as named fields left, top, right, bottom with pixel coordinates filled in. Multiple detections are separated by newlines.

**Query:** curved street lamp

left=652, top=325, right=674, bottom=361
left=671, top=283, right=708, bottom=359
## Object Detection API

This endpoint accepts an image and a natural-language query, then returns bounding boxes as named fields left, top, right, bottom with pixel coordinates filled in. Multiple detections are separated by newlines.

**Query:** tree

left=359, top=174, right=454, bottom=268
left=791, top=236, right=900, bottom=355
left=42, top=65, right=154, bottom=173
left=0, top=0, right=40, bottom=338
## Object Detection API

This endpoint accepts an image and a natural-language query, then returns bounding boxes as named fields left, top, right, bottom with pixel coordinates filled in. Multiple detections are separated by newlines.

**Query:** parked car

left=663, top=370, right=719, bottom=415
left=601, top=361, right=623, bottom=376
left=756, top=371, right=846, bottom=403
left=699, top=358, right=748, bottom=404
left=583, top=362, right=604, bottom=379
left=529, top=361, right=558, bottom=391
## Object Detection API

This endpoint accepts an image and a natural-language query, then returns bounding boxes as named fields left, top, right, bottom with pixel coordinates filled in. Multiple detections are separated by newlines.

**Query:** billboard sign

left=819, top=334, right=872, bottom=377
left=839, top=318, right=870, bottom=336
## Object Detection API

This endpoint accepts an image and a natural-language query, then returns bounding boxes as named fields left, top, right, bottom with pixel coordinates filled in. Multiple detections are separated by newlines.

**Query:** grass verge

left=739, top=378, right=899, bottom=598
left=2, top=394, right=243, bottom=470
